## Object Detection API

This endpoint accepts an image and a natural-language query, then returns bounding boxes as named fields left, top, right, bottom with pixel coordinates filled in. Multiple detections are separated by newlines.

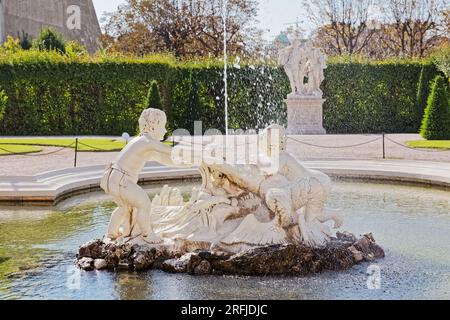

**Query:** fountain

left=76, top=35, right=384, bottom=276
left=76, top=107, right=384, bottom=276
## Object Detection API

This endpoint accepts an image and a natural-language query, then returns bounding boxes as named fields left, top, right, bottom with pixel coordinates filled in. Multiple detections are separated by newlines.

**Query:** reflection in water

left=114, top=273, right=153, bottom=300
left=0, top=181, right=449, bottom=300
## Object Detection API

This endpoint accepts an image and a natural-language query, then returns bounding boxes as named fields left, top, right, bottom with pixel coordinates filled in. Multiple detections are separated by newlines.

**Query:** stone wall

left=0, top=0, right=101, bottom=53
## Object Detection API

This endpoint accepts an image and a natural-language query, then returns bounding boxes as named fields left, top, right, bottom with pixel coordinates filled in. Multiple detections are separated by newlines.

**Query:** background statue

left=278, top=40, right=306, bottom=95
left=305, top=46, right=327, bottom=96
left=279, top=40, right=327, bottom=98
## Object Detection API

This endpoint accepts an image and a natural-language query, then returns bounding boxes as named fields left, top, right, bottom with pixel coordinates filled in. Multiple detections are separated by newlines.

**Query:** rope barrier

left=77, top=141, right=111, bottom=152
left=287, top=136, right=382, bottom=149
left=384, top=136, right=450, bottom=153
left=0, top=142, right=76, bottom=156
left=1, top=136, right=449, bottom=157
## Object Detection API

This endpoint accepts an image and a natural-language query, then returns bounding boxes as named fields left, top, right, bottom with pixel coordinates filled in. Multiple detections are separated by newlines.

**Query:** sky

left=92, top=0, right=310, bottom=40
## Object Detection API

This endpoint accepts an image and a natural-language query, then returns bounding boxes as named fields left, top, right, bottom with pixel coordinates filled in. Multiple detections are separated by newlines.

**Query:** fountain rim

left=0, top=159, right=450, bottom=206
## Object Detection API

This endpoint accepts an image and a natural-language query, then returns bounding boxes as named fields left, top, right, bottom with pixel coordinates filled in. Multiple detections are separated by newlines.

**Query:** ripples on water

left=0, top=181, right=449, bottom=300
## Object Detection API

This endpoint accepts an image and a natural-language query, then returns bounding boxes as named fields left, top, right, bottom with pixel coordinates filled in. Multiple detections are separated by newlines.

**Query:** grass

left=0, top=138, right=126, bottom=152
left=0, top=144, right=42, bottom=155
left=0, top=138, right=176, bottom=155
left=406, top=140, right=450, bottom=150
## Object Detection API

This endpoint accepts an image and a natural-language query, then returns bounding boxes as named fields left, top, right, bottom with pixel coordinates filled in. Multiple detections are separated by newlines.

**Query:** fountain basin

left=1, top=160, right=449, bottom=206
left=1, top=180, right=449, bottom=300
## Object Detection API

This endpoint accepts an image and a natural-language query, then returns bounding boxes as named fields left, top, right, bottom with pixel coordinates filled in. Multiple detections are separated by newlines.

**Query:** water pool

left=0, top=180, right=449, bottom=300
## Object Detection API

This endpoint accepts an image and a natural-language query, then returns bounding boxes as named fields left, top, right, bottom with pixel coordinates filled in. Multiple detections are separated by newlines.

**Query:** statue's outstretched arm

left=149, top=140, right=192, bottom=168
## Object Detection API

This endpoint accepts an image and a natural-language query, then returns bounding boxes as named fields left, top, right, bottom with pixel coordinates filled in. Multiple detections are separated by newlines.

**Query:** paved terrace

left=0, top=134, right=449, bottom=176
left=0, top=134, right=449, bottom=205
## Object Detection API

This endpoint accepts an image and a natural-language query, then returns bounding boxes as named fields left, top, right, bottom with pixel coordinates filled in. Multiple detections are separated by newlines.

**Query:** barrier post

left=382, top=133, right=386, bottom=159
left=74, top=138, right=79, bottom=167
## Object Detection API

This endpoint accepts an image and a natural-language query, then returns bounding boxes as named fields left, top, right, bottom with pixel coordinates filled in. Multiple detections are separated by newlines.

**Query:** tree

left=381, top=0, right=448, bottom=58
left=183, top=72, right=202, bottom=134
left=416, top=66, right=438, bottom=128
left=65, top=41, right=89, bottom=57
left=303, top=0, right=379, bottom=55
left=420, top=75, right=450, bottom=140
left=305, top=0, right=449, bottom=58
left=145, top=81, right=163, bottom=110
left=33, top=27, right=66, bottom=53
left=102, top=0, right=260, bottom=58
left=19, top=31, right=33, bottom=50
left=433, top=44, right=450, bottom=78
left=0, top=87, right=7, bottom=122
left=1, top=36, right=22, bottom=53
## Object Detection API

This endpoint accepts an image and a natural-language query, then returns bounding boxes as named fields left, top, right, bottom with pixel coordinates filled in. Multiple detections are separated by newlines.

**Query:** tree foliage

left=0, top=87, right=7, bottom=122
left=305, top=0, right=449, bottom=58
left=33, top=27, right=67, bottom=54
left=102, top=0, right=260, bottom=58
left=433, top=44, right=450, bottom=78
left=303, top=0, right=378, bottom=55
left=145, top=80, right=163, bottom=110
left=420, top=75, right=450, bottom=140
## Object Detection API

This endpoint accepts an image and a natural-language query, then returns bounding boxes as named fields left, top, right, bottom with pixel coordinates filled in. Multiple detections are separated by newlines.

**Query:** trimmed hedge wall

left=322, top=60, right=440, bottom=133
left=0, top=51, right=441, bottom=135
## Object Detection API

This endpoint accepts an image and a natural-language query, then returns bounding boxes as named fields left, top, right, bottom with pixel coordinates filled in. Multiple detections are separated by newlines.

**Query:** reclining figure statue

left=100, top=108, right=343, bottom=252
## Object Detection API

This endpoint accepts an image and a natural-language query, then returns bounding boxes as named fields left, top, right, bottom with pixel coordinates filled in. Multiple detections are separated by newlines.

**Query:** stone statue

left=278, top=40, right=307, bottom=95
left=279, top=40, right=327, bottom=98
left=305, top=46, right=327, bottom=97
left=200, top=125, right=342, bottom=248
left=77, top=110, right=387, bottom=275
left=100, top=108, right=189, bottom=244
left=100, top=109, right=342, bottom=251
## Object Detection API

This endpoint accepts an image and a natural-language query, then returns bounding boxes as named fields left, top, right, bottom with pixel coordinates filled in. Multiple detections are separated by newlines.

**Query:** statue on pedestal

left=279, top=40, right=327, bottom=98
left=279, top=40, right=328, bottom=134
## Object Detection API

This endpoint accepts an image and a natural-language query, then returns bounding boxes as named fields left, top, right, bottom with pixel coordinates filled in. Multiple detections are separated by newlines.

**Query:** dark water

left=0, top=181, right=449, bottom=300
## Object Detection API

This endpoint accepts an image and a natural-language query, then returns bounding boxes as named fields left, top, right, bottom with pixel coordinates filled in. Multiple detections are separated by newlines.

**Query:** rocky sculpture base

left=286, top=96, right=326, bottom=135
left=76, top=232, right=384, bottom=276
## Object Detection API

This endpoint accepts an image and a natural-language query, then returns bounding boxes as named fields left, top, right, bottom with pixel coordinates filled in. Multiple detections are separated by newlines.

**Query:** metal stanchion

left=74, top=138, right=78, bottom=167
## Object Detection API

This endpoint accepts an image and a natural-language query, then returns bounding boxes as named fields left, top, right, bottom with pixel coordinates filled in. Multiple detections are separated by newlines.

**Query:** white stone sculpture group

left=101, top=108, right=342, bottom=252
left=278, top=40, right=327, bottom=98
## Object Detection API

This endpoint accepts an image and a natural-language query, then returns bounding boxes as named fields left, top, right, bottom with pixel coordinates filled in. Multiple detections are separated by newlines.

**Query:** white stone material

left=100, top=116, right=342, bottom=250
left=286, top=97, right=326, bottom=135
left=279, top=40, right=327, bottom=135
left=100, top=108, right=191, bottom=245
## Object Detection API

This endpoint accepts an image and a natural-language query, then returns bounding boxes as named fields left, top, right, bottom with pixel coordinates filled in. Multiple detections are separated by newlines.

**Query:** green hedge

left=420, top=76, right=450, bottom=140
left=0, top=51, right=441, bottom=135
left=322, top=59, right=440, bottom=133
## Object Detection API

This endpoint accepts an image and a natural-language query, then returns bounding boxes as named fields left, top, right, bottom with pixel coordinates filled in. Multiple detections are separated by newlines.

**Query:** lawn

left=0, top=138, right=126, bottom=152
left=0, top=144, right=43, bottom=155
left=406, top=140, right=450, bottom=150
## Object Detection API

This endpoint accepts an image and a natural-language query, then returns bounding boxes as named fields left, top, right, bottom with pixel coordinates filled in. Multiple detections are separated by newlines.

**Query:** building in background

left=0, top=0, right=101, bottom=52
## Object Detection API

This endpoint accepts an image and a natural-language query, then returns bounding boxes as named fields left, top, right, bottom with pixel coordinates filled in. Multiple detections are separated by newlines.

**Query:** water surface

left=0, top=181, right=449, bottom=300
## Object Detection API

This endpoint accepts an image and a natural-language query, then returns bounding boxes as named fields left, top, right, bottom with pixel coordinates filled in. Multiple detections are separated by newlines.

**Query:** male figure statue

left=305, top=46, right=327, bottom=96
left=100, top=108, right=183, bottom=244
left=279, top=40, right=305, bottom=95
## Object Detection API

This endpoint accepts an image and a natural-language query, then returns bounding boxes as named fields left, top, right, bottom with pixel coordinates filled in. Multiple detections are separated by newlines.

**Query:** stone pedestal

left=286, top=96, right=326, bottom=135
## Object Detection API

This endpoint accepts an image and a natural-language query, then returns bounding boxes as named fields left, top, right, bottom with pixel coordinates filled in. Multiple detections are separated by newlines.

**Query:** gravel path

left=287, top=134, right=450, bottom=162
left=0, top=134, right=449, bottom=176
